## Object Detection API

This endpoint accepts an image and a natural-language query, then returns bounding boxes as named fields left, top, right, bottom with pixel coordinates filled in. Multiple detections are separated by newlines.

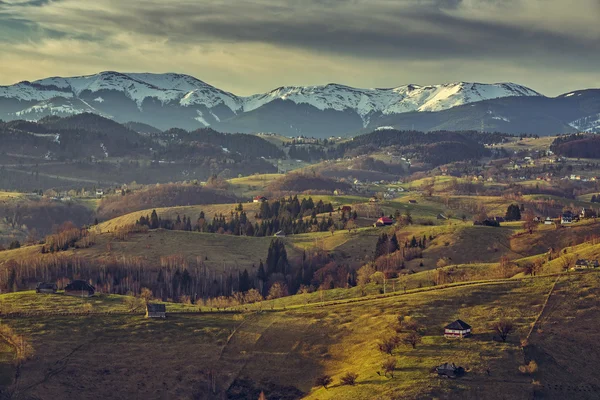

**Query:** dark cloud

left=0, top=0, right=598, bottom=94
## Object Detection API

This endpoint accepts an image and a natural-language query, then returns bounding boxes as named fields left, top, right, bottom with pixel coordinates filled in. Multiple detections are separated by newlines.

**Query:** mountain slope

left=1, top=72, right=550, bottom=133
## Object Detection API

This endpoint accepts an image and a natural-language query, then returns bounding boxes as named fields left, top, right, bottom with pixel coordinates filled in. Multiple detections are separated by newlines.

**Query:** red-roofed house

left=253, top=196, right=268, bottom=203
left=374, top=217, right=394, bottom=227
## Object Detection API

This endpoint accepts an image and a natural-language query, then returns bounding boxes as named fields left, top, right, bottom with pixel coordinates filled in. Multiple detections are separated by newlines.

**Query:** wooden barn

left=444, top=320, right=472, bottom=338
left=36, top=282, right=57, bottom=294
left=64, top=280, right=95, bottom=297
left=146, top=303, right=166, bottom=318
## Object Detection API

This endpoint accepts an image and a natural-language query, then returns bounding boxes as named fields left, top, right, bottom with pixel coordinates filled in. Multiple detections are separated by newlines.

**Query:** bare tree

left=401, top=331, right=422, bottom=349
left=559, top=254, right=576, bottom=272
left=140, top=287, right=153, bottom=305
left=315, top=374, right=333, bottom=389
left=492, top=319, right=514, bottom=342
left=340, top=372, right=358, bottom=386
left=382, top=357, right=397, bottom=378
left=378, top=336, right=400, bottom=355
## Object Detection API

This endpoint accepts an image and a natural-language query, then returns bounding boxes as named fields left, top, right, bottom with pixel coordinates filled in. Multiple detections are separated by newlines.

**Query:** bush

left=519, top=360, right=538, bottom=375
left=314, top=374, right=333, bottom=389
left=340, top=372, right=358, bottom=386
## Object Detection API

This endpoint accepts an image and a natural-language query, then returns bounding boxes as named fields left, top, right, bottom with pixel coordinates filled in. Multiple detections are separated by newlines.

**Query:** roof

left=254, top=195, right=267, bottom=200
left=341, top=206, right=352, bottom=210
left=147, top=303, right=166, bottom=313
left=444, top=319, right=471, bottom=330
left=65, top=280, right=95, bottom=292
left=36, top=282, right=57, bottom=289
left=437, top=362, right=458, bottom=371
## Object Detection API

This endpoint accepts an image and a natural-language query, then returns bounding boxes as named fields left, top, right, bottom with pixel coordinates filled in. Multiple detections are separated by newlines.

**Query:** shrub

left=314, top=374, right=333, bottom=389
left=519, top=360, right=538, bottom=375
left=382, top=357, right=397, bottom=378
left=340, top=372, right=358, bottom=386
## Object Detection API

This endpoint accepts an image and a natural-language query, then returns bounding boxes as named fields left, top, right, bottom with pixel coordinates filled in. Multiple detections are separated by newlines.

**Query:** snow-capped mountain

left=243, top=82, right=540, bottom=127
left=0, top=71, right=596, bottom=136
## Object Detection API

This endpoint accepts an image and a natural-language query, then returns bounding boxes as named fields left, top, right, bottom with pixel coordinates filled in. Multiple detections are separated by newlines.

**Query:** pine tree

left=150, top=209, right=160, bottom=229
left=239, top=269, right=250, bottom=292
left=505, top=204, right=522, bottom=221
left=390, top=234, right=400, bottom=253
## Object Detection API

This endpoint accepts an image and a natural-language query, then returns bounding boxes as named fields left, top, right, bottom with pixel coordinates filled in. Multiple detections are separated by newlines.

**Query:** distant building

left=561, top=212, right=575, bottom=224
left=436, top=363, right=465, bottom=378
left=36, top=282, right=57, bottom=294
left=146, top=303, right=166, bottom=318
left=408, top=200, right=417, bottom=204
left=253, top=196, right=268, bottom=203
left=64, top=280, right=95, bottom=297
left=95, top=189, right=104, bottom=198
left=437, top=214, right=448, bottom=220
left=374, top=217, right=394, bottom=227
left=369, top=197, right=379, bottom=203
left=544, top=217, right=554, bottom=225
left=341, top=206, right=352, bottom=213
left=580, top=208, right=597, bottom=219
left=274, top=230, right=286, bottom=237
left=444, top=320, right=472, bottom=338
left=572, top=259, right=599, bottom=270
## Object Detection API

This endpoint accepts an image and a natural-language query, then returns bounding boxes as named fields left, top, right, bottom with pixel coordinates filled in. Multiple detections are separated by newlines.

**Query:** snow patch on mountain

left=241, top=82, right=541, bottom=124
left=194, top=111, right=209, bottom=126
left=569, top=113, right=600, bottom=133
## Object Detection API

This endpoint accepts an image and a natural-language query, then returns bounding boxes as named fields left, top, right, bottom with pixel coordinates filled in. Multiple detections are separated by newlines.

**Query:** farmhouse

left=36, top=282, right=57, bottom=294
left=146, top=303, right=166, bottom=318
left=572, top=259, right=600, bottom=270
left=561, top=212, right=575, bottom=224
left=544, top=217, right=554, bottom=225
left=444, top=320, right=472, bottom=338
left=580, top=208, right=597, bottom=219
left=374, top=217, right=394, bottom=227
left=253, top=196, right=268, bottom=203
left=64, top=280, right=95, bottom=297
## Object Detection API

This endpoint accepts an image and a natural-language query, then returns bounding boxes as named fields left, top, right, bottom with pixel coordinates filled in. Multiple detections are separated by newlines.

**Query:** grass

left=98, top=202, right=261, bottom=232
left=0, top=230, right=302, bottom=275
left=227, top=173, right=284, bottom=197
left=2, top=274, right=582, bottom=399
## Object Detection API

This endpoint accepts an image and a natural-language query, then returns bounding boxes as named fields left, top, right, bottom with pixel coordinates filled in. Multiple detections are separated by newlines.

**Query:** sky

left=0, top=0, right=599, bottom=96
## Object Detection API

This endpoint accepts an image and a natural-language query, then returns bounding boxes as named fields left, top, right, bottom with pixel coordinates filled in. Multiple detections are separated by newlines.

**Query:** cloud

left=0, top=0, right=599, bottom=95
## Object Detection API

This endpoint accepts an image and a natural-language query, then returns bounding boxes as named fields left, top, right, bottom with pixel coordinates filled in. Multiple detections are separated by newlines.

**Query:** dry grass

left=0, top=275, right=575, bottom=400
left=98, top=202, right=261, bottom=233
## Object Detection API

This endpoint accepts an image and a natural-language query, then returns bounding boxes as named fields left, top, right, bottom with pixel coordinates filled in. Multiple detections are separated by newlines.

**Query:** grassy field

left=98, top=202, right=261, bottom=232
left=3, top=273, right=596, bottom=399
left=492, top=136, right=556, bottom=152
left=227, top=174, right=284, bottom=198
left=0, top=230, right=302, bottom=276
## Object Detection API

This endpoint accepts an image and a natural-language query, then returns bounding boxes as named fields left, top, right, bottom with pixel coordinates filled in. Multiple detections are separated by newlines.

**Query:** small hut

left=36, top=282, right=57, bottom=294
left=444, top=320, right=472, bottom=338
left=146, top=303, right=166, bottom=318
left=64, top=280, right=95, bottom=297
left=436, top=362, right=465, bottom=378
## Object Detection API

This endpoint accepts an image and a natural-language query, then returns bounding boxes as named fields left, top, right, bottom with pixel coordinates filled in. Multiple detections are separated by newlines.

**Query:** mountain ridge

left=1, top=71, right=598, bottom=136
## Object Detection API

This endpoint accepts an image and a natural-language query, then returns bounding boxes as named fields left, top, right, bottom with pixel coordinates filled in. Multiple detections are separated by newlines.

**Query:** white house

left=444, top=320, right=472, bottom=338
